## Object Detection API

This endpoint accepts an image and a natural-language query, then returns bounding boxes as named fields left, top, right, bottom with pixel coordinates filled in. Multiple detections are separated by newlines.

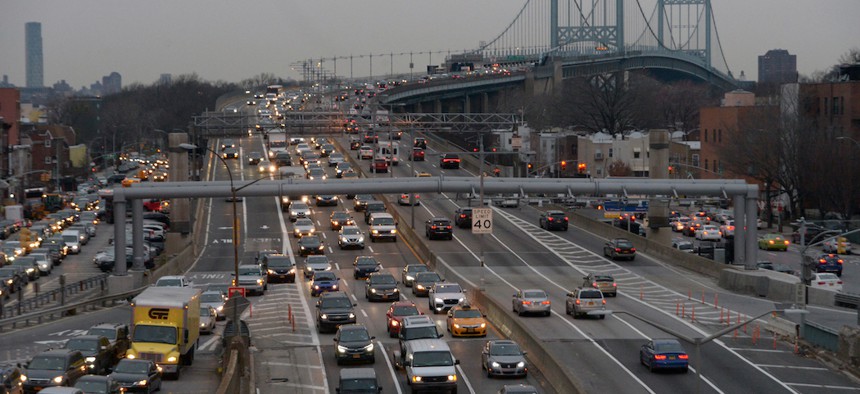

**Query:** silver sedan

left=293, top=218, right=316, bottom=238
left=512, top=289, right=551, bottom=316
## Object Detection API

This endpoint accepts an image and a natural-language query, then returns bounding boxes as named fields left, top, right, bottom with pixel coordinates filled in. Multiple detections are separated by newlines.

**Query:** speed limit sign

left=472, top=208, right=493, bottom=234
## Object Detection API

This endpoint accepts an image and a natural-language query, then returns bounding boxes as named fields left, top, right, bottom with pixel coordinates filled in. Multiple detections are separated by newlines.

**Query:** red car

left=412, top=148, right=425, bottom=161
left=386, top=300, right=422, bottom=337
left=371, top=158, right=389, bottom=173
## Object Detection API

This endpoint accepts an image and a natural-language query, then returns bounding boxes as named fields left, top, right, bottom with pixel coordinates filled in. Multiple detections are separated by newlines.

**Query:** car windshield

left=412, top=351, right=454, bottom=367
left=132, top=325, right=177, bottom=344
left=66, top=338, right=98, bottom=351
left=436, top=284, right=462, bottom=293
left=818, top=273, right=838, bottom=280
left=339, top=328, right=370, bottom=342
left=201, top=293, right=223, bottom=303
left=653, top=341, right=685, bottom=353
left=292, top=204, right=309, bottom=211
left=28, top=356, right=66, bottom=371
left=75, top=381, right=108, bottom=393
left=268, top=259, right=293, bottom=268
left=340, top=378, right=378, bottom=391
left=332, top=213, right=350, bottom=220
left=416, top=273, right=441, bottom=282
left=579, top=290, right=603, bottom=299
left=523, top=291, right=546, bottom=299
left=307, top=256, right=328, bottom=265
left=356, top=258, right=377, bottom=267
left=342, top=228, right=361, bottom=235
left=86, top=328, right=115, bottom=339
left=114, top=360, right=150, bottom=374
left=295, top=219, right=312, bottom=226
left=200, top=307, right=213, bottom=317
left=453, top=309, right=482, bottom=318
left=402, top=326, right=437, bottom=340
left=594, top=276, right=613, bottom=282
left=407, top=265, right=429, bottom=274
left=156, top=279, right=181, bottom=286
left=491, top=343, right=523, bottom=356
left=315, top=272, right=336, bottom=281
left=393, top=306, right=419, bottom=316
left=615, top=240, right=633, bottom=248
left=239, top=268, right=260, bottom=275
left=373, top=217, right=395, bottom=225
left=301, top=238, right=321, bottom=246
left=320, top=298, right=352, bottom=309
left=371, top=275, right=396, bottom=285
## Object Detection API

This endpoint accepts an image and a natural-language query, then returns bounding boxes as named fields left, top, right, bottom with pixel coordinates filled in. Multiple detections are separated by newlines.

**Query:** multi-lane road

left=2, top=109, right=858, bottom=393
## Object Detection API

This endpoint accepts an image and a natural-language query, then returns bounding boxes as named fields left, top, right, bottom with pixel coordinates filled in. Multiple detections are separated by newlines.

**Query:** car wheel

left=600, top=314, right=605, bottom=320
left=565, top=304, right=571, bottom=315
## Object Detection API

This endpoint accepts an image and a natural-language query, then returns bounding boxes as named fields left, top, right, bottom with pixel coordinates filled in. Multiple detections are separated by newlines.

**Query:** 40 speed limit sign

left=471, top=208, right=493, bottom=234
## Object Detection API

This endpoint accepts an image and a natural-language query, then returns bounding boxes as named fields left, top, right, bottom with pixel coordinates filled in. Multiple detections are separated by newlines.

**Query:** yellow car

left=416, top=172, right=432, bottom=177
left=446, top=303, right=487, bottom=337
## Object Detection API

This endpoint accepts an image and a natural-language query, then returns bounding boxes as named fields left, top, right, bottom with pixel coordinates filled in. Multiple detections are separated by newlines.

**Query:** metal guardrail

left=834, top=292, right=860, bottom=309
left=0, top=273, right=110, bottom=320
left=0, top=284, right=146, bottom=332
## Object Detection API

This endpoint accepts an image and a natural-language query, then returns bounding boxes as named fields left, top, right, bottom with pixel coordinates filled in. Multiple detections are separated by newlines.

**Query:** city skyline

left=1, top=0, right=858, bottom=89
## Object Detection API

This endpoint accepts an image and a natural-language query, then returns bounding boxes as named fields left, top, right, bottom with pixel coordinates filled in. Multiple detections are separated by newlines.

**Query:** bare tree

left=607, top=159, right=633, bottom=177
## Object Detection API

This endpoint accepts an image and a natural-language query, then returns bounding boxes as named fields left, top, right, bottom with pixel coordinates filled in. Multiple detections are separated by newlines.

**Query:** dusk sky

left=1, top=0, right=858, bottom=88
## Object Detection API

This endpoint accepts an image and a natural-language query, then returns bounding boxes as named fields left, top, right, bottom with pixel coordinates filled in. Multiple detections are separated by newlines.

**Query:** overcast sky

left=1, top=0, right=858, bottom=89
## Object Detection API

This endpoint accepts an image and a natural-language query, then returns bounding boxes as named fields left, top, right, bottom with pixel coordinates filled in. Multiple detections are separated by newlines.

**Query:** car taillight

left=564, top=217, right=569, bottom=221
left=817, top=281, right=825, bottom=285
left=431, top=225, right=437, bottom=229
left=460, top=214, right=466, bottom=219
left=654, top=355, right=667, bottom=360
left=678, top=354, right=689, bottom=360
left=541, top=301, right=551, bottom=305
left=602, top=299, right=606, bottom=304
left=592, top=282, right=598, bottom=287
left=574, top=299, right=581, bottom=305
left=784, top=241, right=790, bottom=245
left=838, top=259, right=844, bottom=264
left=446, top=226, right=452, bottom=229
left=522, top=300, right=532, bottom=305
left=615, top=248, right=621, bottom=252
left=612, top=283, right=617, bottom=287
left=838, top=281, right=843, bottom=284
left=630, top=248, right=636, bottom=252
left=548, top=218, right=554, bottom=221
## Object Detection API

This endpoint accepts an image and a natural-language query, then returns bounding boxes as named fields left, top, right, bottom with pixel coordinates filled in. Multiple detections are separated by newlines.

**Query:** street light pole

left=179, top=143, right=268, bottom=336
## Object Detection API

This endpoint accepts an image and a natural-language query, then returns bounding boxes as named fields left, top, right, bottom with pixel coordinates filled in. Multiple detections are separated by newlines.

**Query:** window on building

left=633, top=147, right=641, bottom=159
left=704, top=129, right=708, bottom=142
left=704, top=159, right=709, bottom=170
left=824, top=97, right=829, bottom=115
left=692, top=154, right=700, bottom=167
left=718, top=129, right=722, bottom=143
left=712, top=130, right=716, bottom=142
left=45, top=139, right=51, bottom=148
left=608, top=148, right=613, bottom=158
left=45, top=156, right=52, bottom=164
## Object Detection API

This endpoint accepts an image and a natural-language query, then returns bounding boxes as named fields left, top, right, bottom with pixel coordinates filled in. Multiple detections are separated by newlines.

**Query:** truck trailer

left=127, top=286, right=201, bottom=379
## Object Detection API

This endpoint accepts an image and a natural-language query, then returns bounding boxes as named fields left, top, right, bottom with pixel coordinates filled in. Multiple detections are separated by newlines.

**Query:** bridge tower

left=551, top=0, right=624, bottom=54
left=657, top=0, right=712, bottom=67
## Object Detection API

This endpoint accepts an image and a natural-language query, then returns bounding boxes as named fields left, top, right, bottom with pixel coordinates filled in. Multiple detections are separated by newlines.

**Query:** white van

left=375, top=141, right=399, bottom=166
left=61, top=230, right=82, bottom=254
left=369, top=212, right=397, bottom=242
left=398, top=339, right=459, bottom=393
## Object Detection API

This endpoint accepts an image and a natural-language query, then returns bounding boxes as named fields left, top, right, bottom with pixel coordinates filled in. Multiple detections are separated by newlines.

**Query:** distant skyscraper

left=102, top=72, right=122, bottom=95
left=758, top=49, right=797, bottom=85
left=25, top=22, right=44, bottom=88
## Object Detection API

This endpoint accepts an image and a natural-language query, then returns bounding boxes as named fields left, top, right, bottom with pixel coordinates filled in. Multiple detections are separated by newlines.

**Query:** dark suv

left=365, top=272, right=400, bottom=302
left=539, top=210, right=569, bottom=231
left=316, top=292, right=357, bottom=333
left=264, top=255, right=296, bottom=283
left=64, top=335, right=115, bottom=374
left=425, top=218, right=454, bottom=240
left=454, top=208, right=473, bottom=229
left=22, top=349, right=87, bottom=393
left=363, top=201, right=386, bottom=224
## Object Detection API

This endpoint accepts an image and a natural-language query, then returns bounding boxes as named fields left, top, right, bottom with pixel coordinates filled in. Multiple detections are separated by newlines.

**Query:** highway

left=1, top=101, right=858, bottom=393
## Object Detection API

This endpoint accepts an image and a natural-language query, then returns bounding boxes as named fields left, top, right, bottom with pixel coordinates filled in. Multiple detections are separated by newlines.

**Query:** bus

left=266, top=84, right=284, bottom=95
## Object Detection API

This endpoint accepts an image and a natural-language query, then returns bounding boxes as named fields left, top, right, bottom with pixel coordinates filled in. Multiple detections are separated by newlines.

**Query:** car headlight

left=447, top=375, right=457, bottom=382
left=390, top=320, right=399, bottom=326
left=332, top=284, right=338, bottom=290
left=320, top=314, right=328, bottom=320
left=363, top=343, right=374, bottom=352
left=135, top=379, right=149, bottom=386
left=405, top=275, right=414, bottom=281
left=167, top=356, right=177, bottom=363
left=358, top=236, right=364, bottom=242
left=393, top=288, right=399, bottom=292
left=412, top=376, right=422, bottom=383
left=256, top=279, right=263, bottom=285
left=434, top=298, right=443, bottom=303
left=26, top=268, right=35, bottom=273
left=306, top=267, right=313, bottom=271
left=126, top=354, right=136, bottom=359
left=453, top=324, right=460, bottom=329
left=348, top=313, right=355, bottom=319
left=201, top=322, right=207, bottom=327
left=53, top=376, right=64, bottom=384
left=517, top=361, right=526, bottom=368
left=480, top=323, right=486, bottom=328
left=391, top=229, right=397, bottom=234
left=370, top=288, right=377, bottom=293
left=458, top=297, right=465, bottom=303
left=314, top=285, right=320, bottom=290
left=337, top=345, right=348, bottom=353
left=416, top=285, right=425, bottom=290
left=491, top=361, right=500, bottom=368
left=19, top=374, right=27, bottom=382
left=85, top=356, right=96, bottom=363
left=267, top=269, right=276, bottom=274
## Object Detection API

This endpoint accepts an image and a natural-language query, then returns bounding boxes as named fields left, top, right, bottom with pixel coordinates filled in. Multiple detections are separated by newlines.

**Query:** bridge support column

left=168, top=132, right=191, bottom=234
left=733, top=195, right=745, bottom=265
left=463, top=94, right=471, bottom=113
left=482, top=93, right=489, bottom=113
left=132, top=198, right=145, bottom=270
left=745, top=195, right=759, bottom=270
left=434, top=100, right=442, bottom=113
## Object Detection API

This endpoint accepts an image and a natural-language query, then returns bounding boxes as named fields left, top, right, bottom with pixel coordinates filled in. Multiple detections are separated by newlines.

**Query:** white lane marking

left=361, top=309, right=368, bottom=318
left=786, top=382, right=860, bottom=390
left=727, top=348, right=790, bottom=353
left=200, top=336, right=219, bottom=351
left=378, top=342, right=404, bottom=394
left=455, top=364, right=476, bottom=394
left=368, top=246, right=375, bottom=253
left=350, top=293, right=358, bottom=302
left=321, top=232, right=327, bottom=239
left=757, top=365, right=828, bottom=371
left=335, top=263, right=341, bottom=270
left=268, top=382, right=327, bottom=390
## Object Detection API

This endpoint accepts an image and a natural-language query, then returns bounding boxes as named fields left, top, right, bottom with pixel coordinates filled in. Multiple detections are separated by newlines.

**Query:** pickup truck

left=86, top=322, right=130, bottom=360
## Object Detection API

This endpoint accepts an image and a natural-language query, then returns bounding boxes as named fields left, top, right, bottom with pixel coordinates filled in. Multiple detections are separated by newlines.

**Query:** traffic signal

left=577, top=163, right=586, bottom=173
left=668, top=165, right=675, bottom=174
left=560, top=161, right=567, bottom=171
left=527, top=163, right=533, bottom=170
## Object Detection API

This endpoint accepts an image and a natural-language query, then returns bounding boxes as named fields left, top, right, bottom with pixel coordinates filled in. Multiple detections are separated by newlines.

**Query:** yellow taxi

left=416, top=172, right=432, bottom=178
left=446, top=302, right=487, bottom=337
